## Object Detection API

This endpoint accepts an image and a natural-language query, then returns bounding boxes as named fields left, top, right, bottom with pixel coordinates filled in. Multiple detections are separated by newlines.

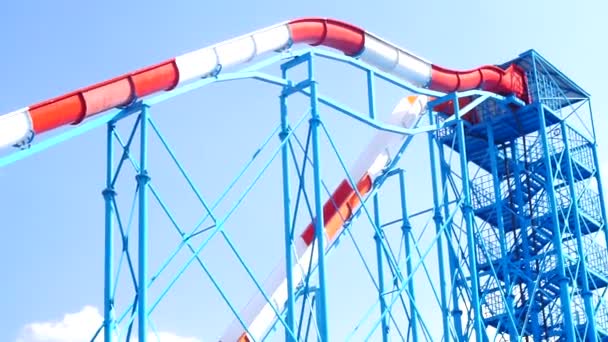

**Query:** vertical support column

left=486, top=124, right=518, bottom=339
left=437, top=130, right=464, bottom=341
left=103, top=122, right=116, bottom=342
left=137, top=106, right=151, bottom=342
left=279, top=82, right=296, bottom=342
left=367, top=68, right=390, bottom=342
left=308, top=54, right=329, bottom=341
left=592, top=144, right=608, bottom=245
left=453, top=99, right=483, bottom=342
left=398, top=170, right=419, bottom=342
left=426, top=105, right=451, bottom=342
left=588, top=101, right=608, bottom=252
left=537, top=105, right=575, bottom=341
left=561, top=122, right=597, bottom=341
left=373, top=195, right=390, bottom=341
left=510, top=139, right=541, bottom=340
left=527, top=55, right=550, bottom=338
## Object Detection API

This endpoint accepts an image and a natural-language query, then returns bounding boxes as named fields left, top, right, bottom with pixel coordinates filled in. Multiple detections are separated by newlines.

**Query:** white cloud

left=16, top=306, right=202, bottom=342
left=17, top=306, right=102, bottom=342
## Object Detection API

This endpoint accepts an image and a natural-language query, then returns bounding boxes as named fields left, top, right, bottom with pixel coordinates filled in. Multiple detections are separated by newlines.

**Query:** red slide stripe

left=430, top=64, right=528, bottom=102
left=131, top=60, right=179, bottom=97
left=81, top=79, right=132, bottom=119
left=300, top=174, right=373, bottom=246
left=288, top=18, right=365, bottom=56
left=25, top=18, right=531, bottom=137
left=29, top=59, right=179, bottom=134
left=30, top=94, right=86, bottom=133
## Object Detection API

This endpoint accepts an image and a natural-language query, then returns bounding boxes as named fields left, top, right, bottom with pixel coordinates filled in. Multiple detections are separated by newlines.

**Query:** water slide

left=0, top=17, right=529, bottom=341
left=221, top=94, right=429, bottom=342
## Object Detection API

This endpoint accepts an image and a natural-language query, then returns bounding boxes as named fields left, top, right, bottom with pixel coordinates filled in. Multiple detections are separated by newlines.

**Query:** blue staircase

left=439, top=101, right=604, bottom=341
left=436, top=50, right=607, bottom=340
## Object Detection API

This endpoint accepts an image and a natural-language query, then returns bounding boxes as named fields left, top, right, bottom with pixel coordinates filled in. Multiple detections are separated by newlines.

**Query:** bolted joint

left=309, top=116, right=321, bottom=126
left=102, top=188, right=116, bottom=199
left=210, top=63, right=222, bottom=77
left=135, top=172, right=151, bottom=184
left=461, top=203, right=473, bottom=213
left=121, top=152, right=130, bottom=162
left=13, top=129, right=35, bottom=150
left=278, top=129, right=291, bottom=140
left=373, top=230, right=384, bottom=241
left=432, top=213, right=443, bottom=223
left=557, top=275, right=572, bottom=286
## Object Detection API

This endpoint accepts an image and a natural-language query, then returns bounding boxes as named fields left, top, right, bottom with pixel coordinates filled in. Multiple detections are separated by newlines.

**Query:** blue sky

left=0, top=0, right=606, bottom=341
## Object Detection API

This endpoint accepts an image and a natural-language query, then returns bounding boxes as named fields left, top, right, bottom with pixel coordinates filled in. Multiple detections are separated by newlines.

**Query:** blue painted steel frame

left=105, top=104, right=304, bottom=341
left=510, top=136, right=542, bottom=340
left=491, top=49, right=603, bottom=341
left=537, top=103, right=576, bottom=341
left=279, top=67, right=296, bottom=342
left=426, top=104, right=451, bottom=342
left=452, top=97, right=484, bottom=342
left=3, top=45, right=602, bottom=342
left=104, top=122, right=117, bottom=342
left=367, top=69, right=390, bottom=342
left=485, top=120, right=518, bottom=338
left=561, top=120, right=598, bottom=341
left=277, top=50, right=425, bottom=341
left=436, top=118, right=464, bottom=341
left=398, top=170, right=419, bottom=342
left=453, top=49, right=607, bottom=342
left=137, top=106, right=150, bottom=342
left=307, top=53, right=330, bottom=341
left=373, top=195, right=390, bottom=342
left=83, top=48, right=468, bottom=340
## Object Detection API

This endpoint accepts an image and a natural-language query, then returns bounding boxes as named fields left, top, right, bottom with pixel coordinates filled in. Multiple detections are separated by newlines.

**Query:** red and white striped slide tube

left=0, top=17, right=529, bottom=342
left=0, top=18, right=527, bottom=150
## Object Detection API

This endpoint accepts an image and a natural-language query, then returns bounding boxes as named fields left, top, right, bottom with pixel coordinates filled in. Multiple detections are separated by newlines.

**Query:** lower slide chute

left=221, top=95, right=429, bottom=341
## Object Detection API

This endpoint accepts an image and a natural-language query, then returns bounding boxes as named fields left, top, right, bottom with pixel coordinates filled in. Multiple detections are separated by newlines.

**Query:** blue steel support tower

left=435, top=50, right=608, bottom=341
left=1, top=33, right=607, bottom=340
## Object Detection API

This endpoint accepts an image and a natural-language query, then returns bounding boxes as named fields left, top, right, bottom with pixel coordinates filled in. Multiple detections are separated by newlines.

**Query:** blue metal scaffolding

left=435, top=50, right=608, bottom=341
left=1, top=47, right=606, bottom=341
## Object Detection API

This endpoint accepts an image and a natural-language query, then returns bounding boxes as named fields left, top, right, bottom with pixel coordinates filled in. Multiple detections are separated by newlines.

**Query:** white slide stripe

left=248, top=238, right=316, bottom=341
left=349, top=96, right=428, bottom=180
left=0, top=108, right=32, bottom=149
left=359, top=33, right=432, bottom=87
left=175, top=24, right=290, bottom=85
left=251, top=24, right=291, bottom=54
left=174, top=48, right=219, bottom=84
left=215, top=36, right=257, bottom=67
left=224, top=96, right=429, bottom=341
left=221, top=237, right=312, bottom=341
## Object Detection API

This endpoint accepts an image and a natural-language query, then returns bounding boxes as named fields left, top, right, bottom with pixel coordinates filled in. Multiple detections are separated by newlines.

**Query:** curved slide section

left=0, top=17, right=528, bottom=150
